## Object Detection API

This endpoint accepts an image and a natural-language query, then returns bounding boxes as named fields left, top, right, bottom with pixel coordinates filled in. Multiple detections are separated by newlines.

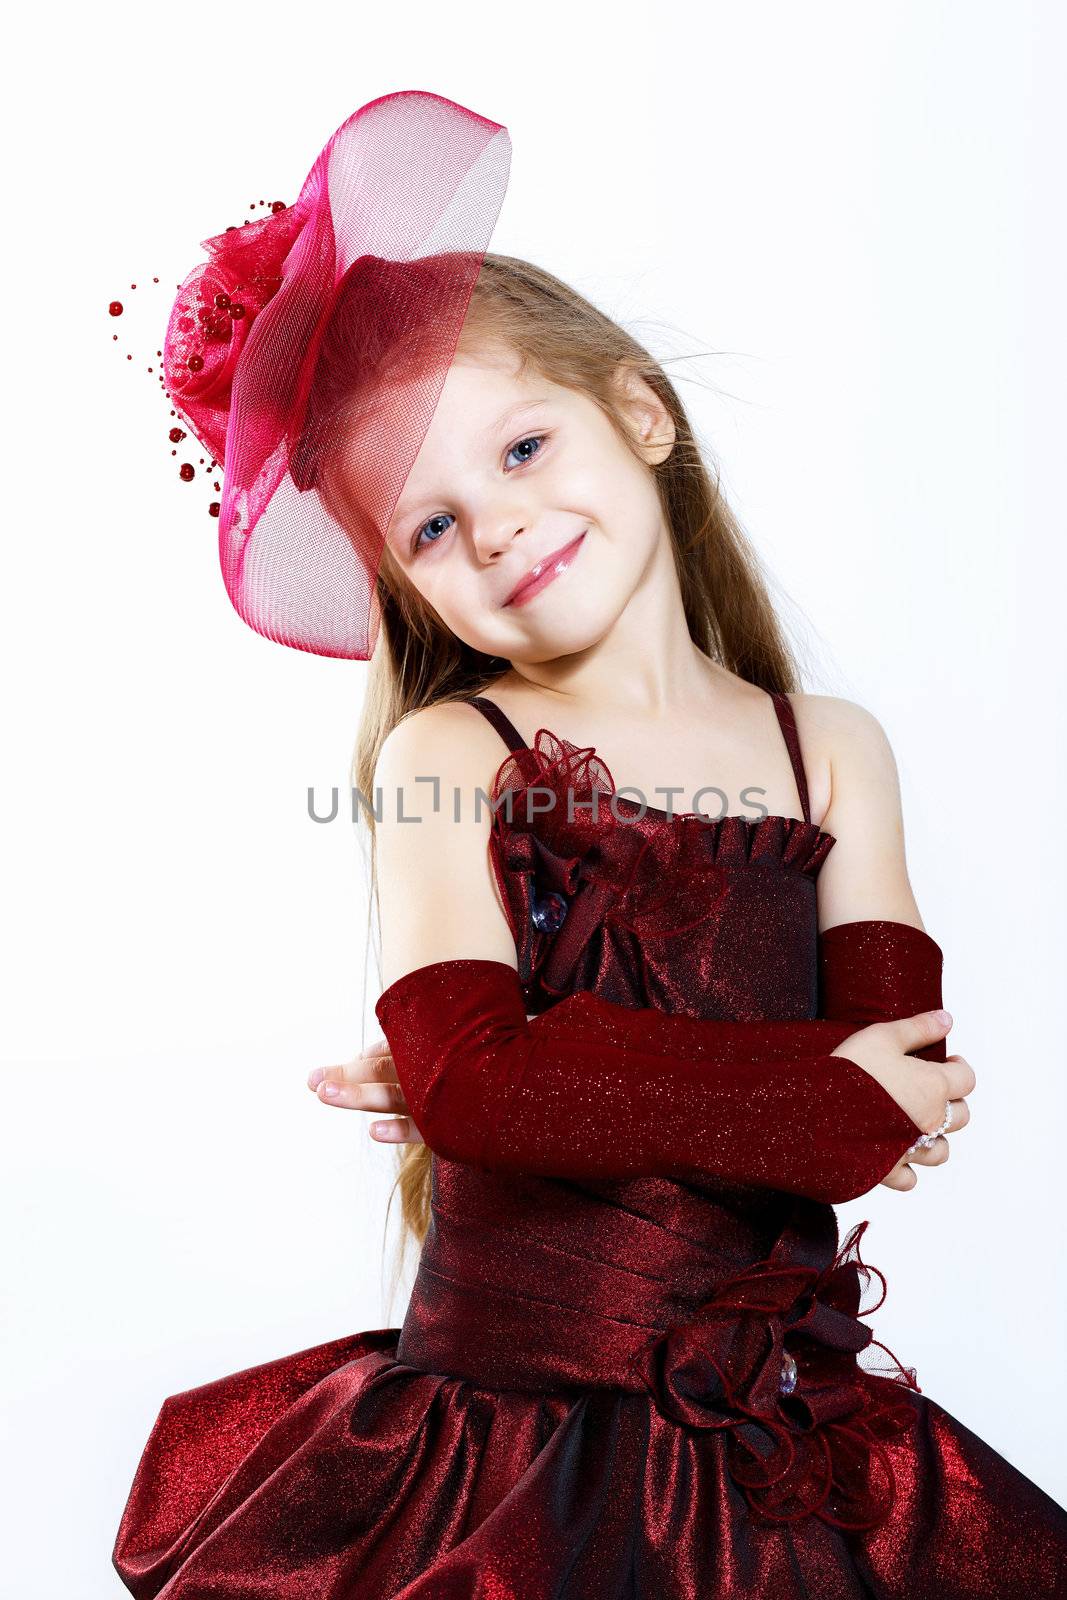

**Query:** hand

left=830, top=1010, right=976, bottom=1192
left=308, top=1012, right=543, bottom=1144
left=308, top=1040, right=422, bottom=1145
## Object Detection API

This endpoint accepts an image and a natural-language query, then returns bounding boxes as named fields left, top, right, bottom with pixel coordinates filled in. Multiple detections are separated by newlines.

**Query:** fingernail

left=371, top=1121, right=393, bottom=1138
left=321, top=1082, right=340, bottom=1099
left=936, top=1010, right=952, bottom=1025
left=307, top=1068, right=325, bottom=1089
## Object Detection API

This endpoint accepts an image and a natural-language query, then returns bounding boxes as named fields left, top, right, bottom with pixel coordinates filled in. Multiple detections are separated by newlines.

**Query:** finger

left=914, top=1070, right=973, bottom=1139
left=370, top=1115, right=424, bottom=1145
left=311, top=1047, right=398, bottom=1096
left=317, top=1078, right=409, bottom=1113
left=945, top=1095, right=970, bottom=1130
left=353, top=1047, right=399, bottom=1085
left=906, top=1133, right=951, bottom=1166
left=908, top=1088, right=959, bottom=1152
left=893, top=1009, right=953, bottom=1051
left=359, top=1038, right=394, bottom=1060
left=943, top=1055, right=976, bottom=1098
left=926, top=1097, right=968, bottom=1135
left=308, top=1038, right=393, bottom=1091
left=882, top=1162, right=917, bottom=1191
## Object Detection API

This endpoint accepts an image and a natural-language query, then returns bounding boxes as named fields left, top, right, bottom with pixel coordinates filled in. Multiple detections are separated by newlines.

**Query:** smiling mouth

left=503, top=531, right=588, bottom=607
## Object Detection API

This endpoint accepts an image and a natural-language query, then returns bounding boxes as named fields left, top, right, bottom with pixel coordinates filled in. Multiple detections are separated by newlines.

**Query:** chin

left=462, top=586, right=628, bottom=661
left=508, top=616, right=619, bottom=664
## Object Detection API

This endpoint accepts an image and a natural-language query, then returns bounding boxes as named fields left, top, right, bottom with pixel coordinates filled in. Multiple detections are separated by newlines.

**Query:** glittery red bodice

left=482, top=720, right=835, bottom=1022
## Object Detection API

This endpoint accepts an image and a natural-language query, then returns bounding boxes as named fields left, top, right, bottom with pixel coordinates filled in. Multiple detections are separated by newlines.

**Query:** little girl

left=113, top=93, right=1067, bottom=1599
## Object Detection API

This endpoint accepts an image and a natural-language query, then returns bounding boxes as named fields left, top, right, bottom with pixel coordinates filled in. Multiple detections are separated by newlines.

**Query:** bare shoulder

left=784, top=692, right=900, bottom=793
left=374, top=698, right=512, bottom=820
left=373, top=700, right=521, bottom=981
left=791, top=694, right=923, bottom=927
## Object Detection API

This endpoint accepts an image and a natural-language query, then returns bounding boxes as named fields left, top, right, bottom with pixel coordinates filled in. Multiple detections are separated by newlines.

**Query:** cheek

left=616, top=493, right=662, bottom=560
left=418, top=568, right=496, bottom=647
left=584, top=479, right=663, bottom=589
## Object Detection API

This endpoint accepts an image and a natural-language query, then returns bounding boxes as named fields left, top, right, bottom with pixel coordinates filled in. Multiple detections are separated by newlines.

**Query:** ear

left=610, top=362, right=676, bottom=466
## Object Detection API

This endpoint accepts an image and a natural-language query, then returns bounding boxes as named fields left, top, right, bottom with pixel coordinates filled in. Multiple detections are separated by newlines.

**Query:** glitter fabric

left=373, top=957, right=923, bottom=1202
left=111, top=692, right=1067, bottom=1597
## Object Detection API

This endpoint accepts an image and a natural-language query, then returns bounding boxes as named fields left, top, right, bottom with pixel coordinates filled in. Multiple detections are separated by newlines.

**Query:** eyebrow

left=477, top=397, right=551, bottom=442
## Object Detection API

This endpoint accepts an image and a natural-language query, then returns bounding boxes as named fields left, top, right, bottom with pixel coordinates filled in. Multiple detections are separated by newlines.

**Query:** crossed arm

left=311, top=696, right=973, bottom=1198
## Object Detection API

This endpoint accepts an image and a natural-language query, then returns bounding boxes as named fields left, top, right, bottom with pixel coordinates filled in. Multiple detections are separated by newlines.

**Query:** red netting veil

left=161, top=90, right=511, bottom=658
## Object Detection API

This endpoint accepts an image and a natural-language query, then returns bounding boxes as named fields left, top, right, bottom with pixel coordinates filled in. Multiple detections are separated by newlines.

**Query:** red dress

left=112, top=691, right=1067, bottom=1598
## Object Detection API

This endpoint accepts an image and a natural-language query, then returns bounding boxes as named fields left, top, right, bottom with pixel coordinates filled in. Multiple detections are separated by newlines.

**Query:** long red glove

left=374, top=942, right=935, bottom=1204
left=818, top=918, right=947, bottom=1062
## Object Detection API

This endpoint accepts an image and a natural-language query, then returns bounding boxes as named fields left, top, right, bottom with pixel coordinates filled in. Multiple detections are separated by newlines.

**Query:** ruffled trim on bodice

left=485, top=728, right=836, bottom=995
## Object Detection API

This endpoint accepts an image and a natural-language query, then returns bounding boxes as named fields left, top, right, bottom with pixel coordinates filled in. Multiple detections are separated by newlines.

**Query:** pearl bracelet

left=907, top=1100, right=953, bottom=1155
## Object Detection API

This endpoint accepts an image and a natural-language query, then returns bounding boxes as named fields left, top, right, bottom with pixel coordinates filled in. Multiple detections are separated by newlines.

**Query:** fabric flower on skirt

left=626, top=1219, right=921, bottom=1531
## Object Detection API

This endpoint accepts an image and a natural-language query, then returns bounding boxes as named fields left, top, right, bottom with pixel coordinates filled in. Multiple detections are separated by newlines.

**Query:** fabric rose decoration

left=163, top=201, right=308, bottom=465
left=626, top=1219, right=920, bottom=1531
left=487, top=729, right=726, bottom=995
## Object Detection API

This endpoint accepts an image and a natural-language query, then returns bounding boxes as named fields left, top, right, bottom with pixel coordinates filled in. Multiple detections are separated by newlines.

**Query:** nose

left=472, top=515, right=528, bottom=563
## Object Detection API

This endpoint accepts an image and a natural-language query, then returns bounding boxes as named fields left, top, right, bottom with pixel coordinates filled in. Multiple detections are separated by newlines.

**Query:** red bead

left=179, top=464, right=195, bottom=482
left=187, top=354, right=204, bottom=372
left=169, top=427, right=185, bottom=443
left=229, top=303, right=246, bottom=319
left=209, top=502, right=221, bottom=518
left=109, top=301, right=123, bottom=316
left=214, top=292, right=231, bottom=310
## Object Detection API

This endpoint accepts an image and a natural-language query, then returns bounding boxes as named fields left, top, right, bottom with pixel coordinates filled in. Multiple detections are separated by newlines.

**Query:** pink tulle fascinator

left=114, top=91, right=510, bottom=658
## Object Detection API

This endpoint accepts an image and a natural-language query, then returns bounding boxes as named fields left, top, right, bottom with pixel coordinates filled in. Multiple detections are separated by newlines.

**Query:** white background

left=4, top=3, right=1066, bottom=1593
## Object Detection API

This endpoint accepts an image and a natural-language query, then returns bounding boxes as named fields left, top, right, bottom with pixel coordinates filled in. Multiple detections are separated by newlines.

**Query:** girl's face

left=377, top=344, right=675, bottom=663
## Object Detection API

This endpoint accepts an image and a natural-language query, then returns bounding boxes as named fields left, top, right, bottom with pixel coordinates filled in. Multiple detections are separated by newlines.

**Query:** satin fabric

left=112, top=707, right=1067, bottom=1596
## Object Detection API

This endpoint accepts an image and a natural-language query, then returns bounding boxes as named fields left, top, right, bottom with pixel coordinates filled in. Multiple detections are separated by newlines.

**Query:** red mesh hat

left=162, top=90, right=511, bottom=659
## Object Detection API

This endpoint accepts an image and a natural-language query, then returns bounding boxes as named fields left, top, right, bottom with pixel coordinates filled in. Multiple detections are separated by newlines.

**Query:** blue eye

left=410, top=434, right=547, bottom=555
left=505, top=434, right=544, bottom=469
left=412, top=513, right=455, bottom=553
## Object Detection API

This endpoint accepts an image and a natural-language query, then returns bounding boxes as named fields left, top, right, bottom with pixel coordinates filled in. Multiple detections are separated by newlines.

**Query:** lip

left=503, top=531, right=587, bottom=607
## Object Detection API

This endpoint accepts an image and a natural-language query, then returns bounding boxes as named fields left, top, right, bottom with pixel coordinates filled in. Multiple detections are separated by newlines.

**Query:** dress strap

left=470, top=689, right=813, bottom=825
left=766, top=690, right=812, bottom=825
left=466, top=694, right=528, bottom=755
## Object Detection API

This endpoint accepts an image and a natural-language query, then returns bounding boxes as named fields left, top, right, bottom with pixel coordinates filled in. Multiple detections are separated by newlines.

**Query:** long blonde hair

left=343, top=253, right=805, bottom=1297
